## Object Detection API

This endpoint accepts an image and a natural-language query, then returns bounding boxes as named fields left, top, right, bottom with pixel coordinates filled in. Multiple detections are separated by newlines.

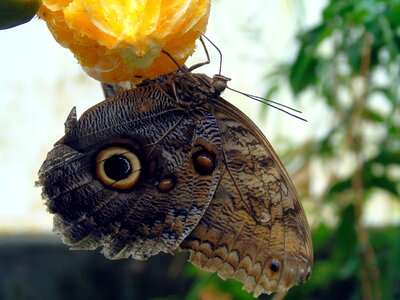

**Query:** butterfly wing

left=38, top=69, right=312, bottom=296
left=38, top=84, right=225, bottom=260
left=180, top=97, right=313, bottom=296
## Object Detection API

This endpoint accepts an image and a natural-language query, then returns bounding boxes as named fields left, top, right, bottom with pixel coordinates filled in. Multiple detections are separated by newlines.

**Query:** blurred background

left=0, top=0, right=399, bottom=299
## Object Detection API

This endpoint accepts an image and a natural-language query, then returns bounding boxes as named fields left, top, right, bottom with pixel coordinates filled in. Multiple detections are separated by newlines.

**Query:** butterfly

left=37, top=55, right=313, bottom=297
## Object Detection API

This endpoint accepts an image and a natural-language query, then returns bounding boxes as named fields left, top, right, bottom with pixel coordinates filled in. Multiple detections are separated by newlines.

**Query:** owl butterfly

left=37, top=44, right=313, bottom=297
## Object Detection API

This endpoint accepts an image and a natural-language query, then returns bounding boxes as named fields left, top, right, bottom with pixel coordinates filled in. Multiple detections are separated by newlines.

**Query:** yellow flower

left=37, top=0, right=211, bottom=83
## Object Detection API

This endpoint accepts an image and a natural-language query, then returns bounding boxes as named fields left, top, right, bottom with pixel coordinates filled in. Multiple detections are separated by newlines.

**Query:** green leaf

left=289, top=25, right=333, bottom=94
left=0, top=0, right=41, bottom=30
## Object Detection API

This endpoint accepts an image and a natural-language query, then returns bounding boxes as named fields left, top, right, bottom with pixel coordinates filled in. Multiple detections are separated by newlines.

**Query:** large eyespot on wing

left=180, top=98, right=313, bottom=297
left=37, top=88, right=226, bottom=261
left=95, top=146, right=142, bottom=190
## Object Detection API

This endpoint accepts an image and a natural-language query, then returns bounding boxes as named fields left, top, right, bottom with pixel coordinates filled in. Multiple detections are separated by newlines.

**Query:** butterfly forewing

left=38, top=82, right=224, bottom=260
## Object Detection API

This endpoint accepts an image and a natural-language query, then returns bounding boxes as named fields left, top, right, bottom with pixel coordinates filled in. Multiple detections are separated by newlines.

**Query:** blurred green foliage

left=179, top=0, right=400, bottom=299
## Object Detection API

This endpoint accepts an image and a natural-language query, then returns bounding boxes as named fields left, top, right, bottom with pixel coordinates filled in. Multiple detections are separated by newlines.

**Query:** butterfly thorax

left=155, top=69, right=231, bottom=109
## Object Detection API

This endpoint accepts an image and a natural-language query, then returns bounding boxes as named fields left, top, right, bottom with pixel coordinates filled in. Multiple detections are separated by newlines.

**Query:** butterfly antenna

left=201, top=34, right=223, bottom=75
left=227, top=86, right=308, bottom=122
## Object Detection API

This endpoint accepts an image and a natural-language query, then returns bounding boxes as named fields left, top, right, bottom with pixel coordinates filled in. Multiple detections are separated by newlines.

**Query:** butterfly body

left=38, top=68, right=312, bottom=296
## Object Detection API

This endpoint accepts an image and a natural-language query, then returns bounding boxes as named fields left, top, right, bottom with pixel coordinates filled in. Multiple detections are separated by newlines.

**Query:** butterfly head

left=211, top=74, right=231, bottom=94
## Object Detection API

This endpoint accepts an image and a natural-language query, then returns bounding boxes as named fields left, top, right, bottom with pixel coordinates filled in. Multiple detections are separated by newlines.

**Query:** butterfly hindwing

left=180, top=97, right=312, bottom=296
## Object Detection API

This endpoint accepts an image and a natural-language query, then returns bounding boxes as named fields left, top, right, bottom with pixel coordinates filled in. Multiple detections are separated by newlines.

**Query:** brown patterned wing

left=37, top=84, right=225, bottom=260
left=180, top=97, right=313, bottom=297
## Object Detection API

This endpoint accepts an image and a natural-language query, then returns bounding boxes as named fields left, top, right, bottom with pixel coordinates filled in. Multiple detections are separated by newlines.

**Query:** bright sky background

left=1, top=0, right=397, bottom=233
